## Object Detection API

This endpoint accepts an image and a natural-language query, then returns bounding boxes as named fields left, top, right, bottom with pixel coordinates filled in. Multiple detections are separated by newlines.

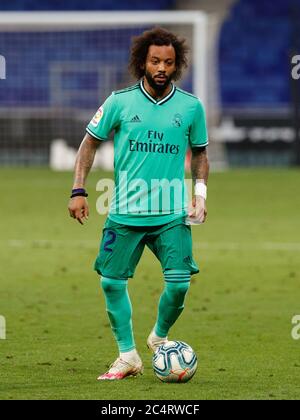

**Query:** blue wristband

left=71, top=188, right=88, bottom=198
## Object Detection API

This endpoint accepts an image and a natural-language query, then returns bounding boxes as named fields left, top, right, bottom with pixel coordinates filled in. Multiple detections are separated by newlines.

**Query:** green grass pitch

left=0, top=168, right=299, bottom=400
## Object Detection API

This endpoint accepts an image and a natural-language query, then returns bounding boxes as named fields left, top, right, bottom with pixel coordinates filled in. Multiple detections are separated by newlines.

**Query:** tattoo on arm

left=191, top=147, right=210, bottom=185
left=73, top=135, right=99, bottom=189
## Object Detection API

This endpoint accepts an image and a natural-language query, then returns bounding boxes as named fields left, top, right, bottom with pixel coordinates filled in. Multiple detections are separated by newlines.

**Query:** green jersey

left=87, top=80, right=208, bottom=226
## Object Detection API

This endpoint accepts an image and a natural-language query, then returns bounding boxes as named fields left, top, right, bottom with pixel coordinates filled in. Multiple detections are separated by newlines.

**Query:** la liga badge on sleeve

left=91, top=106, right=104, bottom=127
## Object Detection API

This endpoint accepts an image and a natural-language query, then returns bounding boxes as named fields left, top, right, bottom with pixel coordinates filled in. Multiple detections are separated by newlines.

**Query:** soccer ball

left=152, top=341, right=197, bottom=383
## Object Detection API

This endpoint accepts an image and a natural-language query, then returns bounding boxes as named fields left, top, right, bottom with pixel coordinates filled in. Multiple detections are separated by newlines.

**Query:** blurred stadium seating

left=0, top=28, right=193, bottom=110
left=0, top=0, right=175, bottom=11
left=0, top=1, right=194, bottom=166
left=215, top=0, right=300, bottom=167
left=0, top=0, right=299, bottom=167
left=0, top=29, right=144, bottom=109
left=220, top=0, right=299, bottom=110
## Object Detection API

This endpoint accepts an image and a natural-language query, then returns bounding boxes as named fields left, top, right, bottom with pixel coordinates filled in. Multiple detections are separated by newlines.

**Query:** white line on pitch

left=1, top=240, right=300, bottom=252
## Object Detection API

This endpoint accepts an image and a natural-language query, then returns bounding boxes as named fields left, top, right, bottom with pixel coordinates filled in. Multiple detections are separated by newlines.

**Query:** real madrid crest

left=172, top=114, right=183, bottom=128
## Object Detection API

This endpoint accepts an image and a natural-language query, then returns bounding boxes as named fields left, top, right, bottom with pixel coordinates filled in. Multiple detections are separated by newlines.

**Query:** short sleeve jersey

left=87, top=80, right=209, bottom=226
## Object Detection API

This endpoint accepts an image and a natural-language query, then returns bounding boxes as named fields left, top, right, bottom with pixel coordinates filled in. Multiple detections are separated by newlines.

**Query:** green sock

left=101, top=277, right=135, bottom=353
left=155, top=270, right=191, bottom=338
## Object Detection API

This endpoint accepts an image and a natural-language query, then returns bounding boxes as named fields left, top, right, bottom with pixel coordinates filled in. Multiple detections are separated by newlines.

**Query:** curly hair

left=129, top=27, right=189, bottom=81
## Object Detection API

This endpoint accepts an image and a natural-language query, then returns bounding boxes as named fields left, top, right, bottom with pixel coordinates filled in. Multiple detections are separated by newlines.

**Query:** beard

left=144, top=70, right=175, bottom=94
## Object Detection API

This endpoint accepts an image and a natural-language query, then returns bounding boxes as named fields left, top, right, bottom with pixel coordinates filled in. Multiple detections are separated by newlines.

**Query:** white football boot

left=147, top=330, right=168, bottom=353
left=97, top=355, right=143, bottom=381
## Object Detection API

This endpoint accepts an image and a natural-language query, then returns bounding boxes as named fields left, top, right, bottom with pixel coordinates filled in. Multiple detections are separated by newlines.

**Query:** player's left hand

left=188, top=196, right=207, bottom=224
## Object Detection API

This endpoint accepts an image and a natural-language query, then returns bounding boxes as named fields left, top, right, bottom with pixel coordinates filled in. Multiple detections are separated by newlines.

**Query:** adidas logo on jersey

left=130, top=115, right=142, bottom=123
left=183, top=256, right=192, bottom=264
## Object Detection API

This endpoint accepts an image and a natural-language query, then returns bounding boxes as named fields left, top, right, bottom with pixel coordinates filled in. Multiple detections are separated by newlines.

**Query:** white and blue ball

left=152, top=341, right=197, bottom=383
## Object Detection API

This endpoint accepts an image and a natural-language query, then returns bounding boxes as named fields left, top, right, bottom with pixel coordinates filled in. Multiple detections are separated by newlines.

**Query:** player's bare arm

left=68, top=133, right=99, bottom=225
left=189, top=147, right=210, bottom=223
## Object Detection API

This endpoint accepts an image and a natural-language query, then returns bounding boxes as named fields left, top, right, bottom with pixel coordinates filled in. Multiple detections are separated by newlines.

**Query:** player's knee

left=101, top=277, right=127, bottom=294
left=167, top=281, right=190, bottom=306
left=173, top=281, right=190, bottom=296
left=101, top=279, right=114, bottom=294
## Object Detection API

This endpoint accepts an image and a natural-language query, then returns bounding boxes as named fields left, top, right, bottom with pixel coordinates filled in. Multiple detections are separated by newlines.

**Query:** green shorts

left=94, top=216, right=199, bottom=279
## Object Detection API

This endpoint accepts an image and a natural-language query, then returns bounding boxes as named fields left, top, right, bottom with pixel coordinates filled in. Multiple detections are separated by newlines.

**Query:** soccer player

left=68, top=27, right=209, bottom=380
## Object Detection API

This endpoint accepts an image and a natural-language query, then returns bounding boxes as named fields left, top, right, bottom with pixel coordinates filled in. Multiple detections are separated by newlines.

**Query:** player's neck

left=143, top=77, right=172, bottom=101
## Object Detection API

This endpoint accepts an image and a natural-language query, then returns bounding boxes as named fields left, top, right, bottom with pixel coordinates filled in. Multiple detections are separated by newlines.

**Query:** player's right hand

left=68, top=197, right=89, bottom=225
